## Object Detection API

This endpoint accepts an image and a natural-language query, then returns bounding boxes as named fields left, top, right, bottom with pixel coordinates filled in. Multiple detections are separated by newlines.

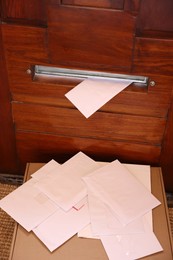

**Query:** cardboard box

left=9, top=164, right=173, bottom=260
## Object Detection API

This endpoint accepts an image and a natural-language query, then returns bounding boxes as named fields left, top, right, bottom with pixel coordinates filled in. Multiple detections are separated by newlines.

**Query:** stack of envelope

left=0, top=152, right=163, bottom=259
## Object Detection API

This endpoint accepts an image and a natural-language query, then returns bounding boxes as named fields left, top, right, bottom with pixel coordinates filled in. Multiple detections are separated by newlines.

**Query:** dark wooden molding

left=160, top=89, right=173, bottom=192
left=0, top=26, right=19, bottom=173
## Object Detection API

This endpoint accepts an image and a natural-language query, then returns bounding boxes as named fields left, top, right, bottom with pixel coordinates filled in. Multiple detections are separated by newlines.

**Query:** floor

left=0, top=173, right=23, bottom=186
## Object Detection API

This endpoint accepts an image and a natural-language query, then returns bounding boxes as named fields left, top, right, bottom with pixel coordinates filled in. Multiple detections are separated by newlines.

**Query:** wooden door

left=0, top=0, right=173, bottom=191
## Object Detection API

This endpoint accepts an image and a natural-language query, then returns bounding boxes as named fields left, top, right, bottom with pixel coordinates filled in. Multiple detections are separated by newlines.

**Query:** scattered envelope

left=100, top=221, right=163, bottom=260
left=0, top=153, right=163, bottom=258
left=31, top=159, right=60, bottom=181
left=124, top=164, right=152, bottom=228
left=79, top=161, right=162, bottom=259
left=78, top=164, right=152, bottom=238
left=35, top=152, right=102, bottom=211
left=65, top=78, right=133, bottom=118
left=86, top=185, right=145, bottom=236
left=33, top=200, right=90, bottom=252
left=124, top=164, right=151, bottom=191
left=83, top=159, right=161, bottom=226
left=0, top=178, right=58, bottom=232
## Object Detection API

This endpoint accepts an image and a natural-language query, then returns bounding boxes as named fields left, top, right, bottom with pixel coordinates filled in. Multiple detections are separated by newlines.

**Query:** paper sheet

left=65, top=78, right=133, bottom=118
left=35, top=152, right=102, bottom=211
left=0, top=178, right=58, bottom=232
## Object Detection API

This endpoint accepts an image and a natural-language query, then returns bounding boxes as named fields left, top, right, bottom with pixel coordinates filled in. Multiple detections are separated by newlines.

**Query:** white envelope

left=100, top=222, right=163, bottom=260
left=65, top=78, right=133, bottom=118
left=78, top=164, right=152, bottom=238
left=86, top=185, right=145, bottom=236
left=83, top=160, right=160, bottom=226
left=31, top=159, right=60, bottom=180
left=35, top=152, right=102, bottom=211
left=0, top=178, right=58, bottom=232
left=33, top=200, right=90, bottom=252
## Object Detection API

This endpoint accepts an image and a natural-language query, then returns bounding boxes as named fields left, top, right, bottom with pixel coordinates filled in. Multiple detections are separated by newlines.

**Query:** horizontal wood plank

left=16, top=131, right=161, bottom=172
left=12, top=103, right=166, bottom=145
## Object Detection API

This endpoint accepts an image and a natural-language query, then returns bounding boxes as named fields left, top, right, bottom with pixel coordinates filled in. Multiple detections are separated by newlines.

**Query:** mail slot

left=31, top=65, right=151, bottom=91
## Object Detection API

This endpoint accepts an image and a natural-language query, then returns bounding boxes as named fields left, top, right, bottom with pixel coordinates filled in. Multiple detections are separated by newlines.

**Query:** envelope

left=100, top=221, right=163, bottom=260
left=31, top=159, right=60, bottom=180
left=78, top=164, right=152, bottom=238
left=65, top=78, right=133, bottom=118
left=33, top=199, right=90, bottom=252
left=0, top=178, right=58, bottom=232
left=35, top=152, right=102, bottom=211
left=83, top=159, right=160, bottom=226
left=86, top=185, right=145, bottom=236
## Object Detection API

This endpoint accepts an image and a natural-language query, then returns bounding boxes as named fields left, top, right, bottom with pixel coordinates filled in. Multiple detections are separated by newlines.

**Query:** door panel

left=47, top=5, right=136, bottom=72
left=61, top=0, right=124, bottom=9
